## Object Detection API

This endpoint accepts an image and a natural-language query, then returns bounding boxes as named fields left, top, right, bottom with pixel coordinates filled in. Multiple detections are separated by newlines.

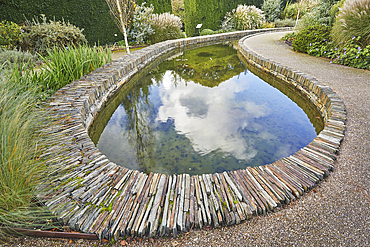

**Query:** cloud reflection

left=156, top=71, right=270, bottom=160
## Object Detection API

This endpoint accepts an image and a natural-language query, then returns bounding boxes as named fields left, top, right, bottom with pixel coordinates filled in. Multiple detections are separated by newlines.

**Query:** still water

left=90, top=43, right=324, bottom=175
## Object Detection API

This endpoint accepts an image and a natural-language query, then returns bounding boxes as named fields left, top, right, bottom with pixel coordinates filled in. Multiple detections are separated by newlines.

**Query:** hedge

left=183, top=0, right=264, bottom=37
left=0, top=0, right=172, bottom=45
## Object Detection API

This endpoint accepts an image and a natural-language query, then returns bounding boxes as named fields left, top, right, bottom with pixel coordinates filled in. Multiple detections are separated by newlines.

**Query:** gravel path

left=3, top=32, right=370, bottom=247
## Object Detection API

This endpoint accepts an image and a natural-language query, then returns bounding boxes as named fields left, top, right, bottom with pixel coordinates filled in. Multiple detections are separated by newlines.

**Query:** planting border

left=38, top=28, right=346, bottom=240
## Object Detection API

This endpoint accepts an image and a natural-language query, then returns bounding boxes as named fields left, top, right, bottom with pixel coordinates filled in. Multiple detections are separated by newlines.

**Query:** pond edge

left=38, top=28, right=346, bottom=240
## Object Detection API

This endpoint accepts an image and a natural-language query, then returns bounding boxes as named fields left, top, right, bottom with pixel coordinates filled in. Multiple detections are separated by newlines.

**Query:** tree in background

left=105, top=0, right=136, bottom=53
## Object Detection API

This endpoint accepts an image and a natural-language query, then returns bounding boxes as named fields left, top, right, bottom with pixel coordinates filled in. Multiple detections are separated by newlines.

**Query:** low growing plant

left=200, top=29, right=215, bottom=36
left=293, top=24, right=331, bottom=53
left=0, top=49, right=40, bottom=69
left=262, top=22, right=276, bottom=28
left=308, top=36, right=370, bottom=69
left=281, top=32, right=296, bottom=41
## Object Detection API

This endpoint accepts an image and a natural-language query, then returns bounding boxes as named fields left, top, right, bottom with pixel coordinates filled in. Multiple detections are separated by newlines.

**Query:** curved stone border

left=37, top=28, right=345, bottom=241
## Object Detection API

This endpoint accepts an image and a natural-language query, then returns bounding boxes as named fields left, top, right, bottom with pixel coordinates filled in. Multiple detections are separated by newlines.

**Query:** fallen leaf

left=69, top=240, right=73, bottom=244
left=120, top=240, right=127, bottom=246
left=102, top=239, right=109, bottom=242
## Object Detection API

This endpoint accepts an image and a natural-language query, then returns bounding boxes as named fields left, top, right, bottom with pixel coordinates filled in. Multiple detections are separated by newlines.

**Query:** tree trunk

left=123, top=25, right=130, bottom=54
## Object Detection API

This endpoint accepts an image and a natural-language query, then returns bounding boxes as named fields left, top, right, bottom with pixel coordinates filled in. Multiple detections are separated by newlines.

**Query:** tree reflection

left=120, top=75, right=156, bottom=173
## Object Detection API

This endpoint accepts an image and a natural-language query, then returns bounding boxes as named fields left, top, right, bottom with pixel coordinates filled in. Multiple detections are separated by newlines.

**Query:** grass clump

left=149, top=13, right=183, bottom=44
left=0, top=44, right=111, bottom=236
left=0, top=64, right=55, bottom=236
left=221, top=5, right=265, bottom=31
left=10, top=45, right=111, bottom=98
left=331, top=0, right=370, bottom=48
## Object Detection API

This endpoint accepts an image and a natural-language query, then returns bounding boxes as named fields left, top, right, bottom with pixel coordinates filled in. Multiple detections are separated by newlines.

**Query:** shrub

left=221, top=5, right=265, bottom=31
left=21, top=15, right=87, bottom=56
left=200, top=29, right=216, bottom=36
left=281, top=2, right=303, bottom=20
left=149, top=13, right=183, bottom=43
left=292, top=24, right=331, bottom=53
left=262, top=0, right=282, bottom=22
left=294, top=12, right=319, bottom=32
left=129, top=3, right=155, bottom=45
left=274, top=18, right=296, bottom=27
left=331, top=0, right=370, bottom=48
left=0, top=50, right=40, bottom=69
left=282, top=0, right=318, bottom=20
left=294, top=0, right=341, bottom=32
left=0, top=21, right=24, bottom=50
left=262, top=22, right=276, bottom=28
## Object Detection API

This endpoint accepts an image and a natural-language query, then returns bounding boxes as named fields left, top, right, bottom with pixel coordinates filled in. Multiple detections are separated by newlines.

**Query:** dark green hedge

left=137, top=0, right=172, bottom=14
left=184, top=0, right=264, bottom=37
left=0, top=0, right=172, bottom=45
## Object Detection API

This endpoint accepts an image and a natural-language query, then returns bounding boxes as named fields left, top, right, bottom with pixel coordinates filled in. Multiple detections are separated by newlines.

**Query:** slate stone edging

left=37, top=27, right=346, bottom=241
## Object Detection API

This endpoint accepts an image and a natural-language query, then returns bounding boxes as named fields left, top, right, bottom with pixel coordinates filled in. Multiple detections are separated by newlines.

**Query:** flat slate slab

left=36, top=28, right=346, bottom=240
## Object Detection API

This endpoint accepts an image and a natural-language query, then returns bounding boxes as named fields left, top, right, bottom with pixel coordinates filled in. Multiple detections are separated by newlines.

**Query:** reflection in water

left=91, top=43, right=323, bottom=175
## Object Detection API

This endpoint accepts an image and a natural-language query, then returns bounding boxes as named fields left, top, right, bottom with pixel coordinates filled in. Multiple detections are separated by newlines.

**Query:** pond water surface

left=90, top=43, right=324, bottom=175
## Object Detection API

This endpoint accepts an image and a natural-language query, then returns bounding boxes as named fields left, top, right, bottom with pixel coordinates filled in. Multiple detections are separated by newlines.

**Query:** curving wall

left=38, top=28, right=346, bottom=240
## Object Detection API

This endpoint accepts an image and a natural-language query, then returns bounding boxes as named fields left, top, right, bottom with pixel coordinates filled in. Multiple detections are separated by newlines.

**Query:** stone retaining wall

left=38, top=28, right=346, bottom=241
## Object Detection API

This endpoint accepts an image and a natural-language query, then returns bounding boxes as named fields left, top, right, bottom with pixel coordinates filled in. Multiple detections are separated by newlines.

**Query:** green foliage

left=294, top=12, right=319, bottom=32
left=329, top=0, right=345, bottom=25
left=282, top=2, right=303, bottom=20
left=221, top=5, right=265, bottom=31
left=8, top=46, right=111, bottom=100
left=274, top=18, right=296, bottom=27
left=137, top=0, right=173, bottom=14
left=262, top=22, right=276, bottom=28
left=0, top=45, right=111, bottom=235
left=331, top=0, right=370, bottom=48
left=0, top=50, right=40, bottom=69
left=0, top=0, right=123, bottom=45
left=149, top=13, right=183, bottom=44
left=0, top=65, right=55, bottom=236
left=183, top=0, right=264, bottom=37
left=295, top=0, right=340, bottom=32
left=0, top=21, right=24, bottom=50
left=129, top=3, right=155, bottom=45
left=292, top=24, right=331, bottom=53
left=39, top=45, right=111, bottom=93
left=307, top=36, right=370, bottom=69
left=281, top=32, right=296, bottom=41
left=262, top=0, right=283, bottom=22
left=21, top=15, right=87, bottom=56
left=200, top=29, right=216, bottom=36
